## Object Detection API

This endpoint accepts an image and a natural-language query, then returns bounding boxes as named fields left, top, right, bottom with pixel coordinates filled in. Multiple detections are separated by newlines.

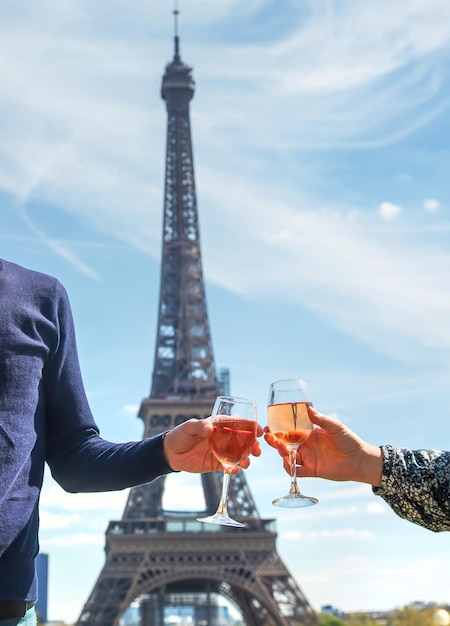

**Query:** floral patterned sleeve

left=372, top=445, right=450, bottom=532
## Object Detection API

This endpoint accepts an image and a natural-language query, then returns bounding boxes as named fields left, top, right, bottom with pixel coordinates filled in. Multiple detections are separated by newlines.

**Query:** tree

left=386, top=607, right=436, bottom=626
left=318, top=614, right=347, bottom=626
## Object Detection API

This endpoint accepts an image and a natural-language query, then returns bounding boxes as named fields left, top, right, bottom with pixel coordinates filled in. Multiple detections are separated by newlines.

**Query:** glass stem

left=289, top=449, right=301, bottom=495
left=217, top=469, right=232, bottom=515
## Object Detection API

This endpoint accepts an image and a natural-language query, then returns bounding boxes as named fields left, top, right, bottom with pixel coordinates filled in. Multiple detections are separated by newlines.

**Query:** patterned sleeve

left=372, top=445, right=450, bottom=532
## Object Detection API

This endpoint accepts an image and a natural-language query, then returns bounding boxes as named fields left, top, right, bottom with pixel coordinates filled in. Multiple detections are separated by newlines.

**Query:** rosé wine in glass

left=197, top=396, right=258, bottom=527
left=268, top=380, right=318, bottom=508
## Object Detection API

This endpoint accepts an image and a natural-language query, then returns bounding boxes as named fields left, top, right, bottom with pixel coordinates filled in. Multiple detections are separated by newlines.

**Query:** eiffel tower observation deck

left=76, top=10, right=318, bottom=626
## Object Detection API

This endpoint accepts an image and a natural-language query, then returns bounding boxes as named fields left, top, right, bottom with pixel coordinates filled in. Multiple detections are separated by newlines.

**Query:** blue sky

left=2, top=0, right=450, bottom=622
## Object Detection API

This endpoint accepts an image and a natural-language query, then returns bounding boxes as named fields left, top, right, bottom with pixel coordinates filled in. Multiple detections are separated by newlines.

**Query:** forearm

left=373, top=445, right=450, bottom=532
left=47, top=432, right=173, bottom=492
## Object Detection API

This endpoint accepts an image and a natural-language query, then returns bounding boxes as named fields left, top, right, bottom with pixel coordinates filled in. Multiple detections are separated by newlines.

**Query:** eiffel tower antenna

left=75, top=10, right=318, bottom=626
left=173, top=1, right=180, bottom=62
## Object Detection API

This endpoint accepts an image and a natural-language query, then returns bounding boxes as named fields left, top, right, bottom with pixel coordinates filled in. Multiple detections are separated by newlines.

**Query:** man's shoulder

left=1, top=258, right=59, bottom=286
left=0, top=259, right=64, bottom=301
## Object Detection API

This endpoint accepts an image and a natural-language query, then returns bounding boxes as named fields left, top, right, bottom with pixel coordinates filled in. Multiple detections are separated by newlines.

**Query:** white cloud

left=40, top=532, right=105, bottom=548
left=366, top=502, right=388, bottom=515
left=284, top=528, right=375, bottom=542
left=162, top=473, right=207, bottom=511
left=378, top=201, right=403, bottom=220
left=316, top=484, right=373, bottom=503
left=123, top=404, right=140, bottom=415
left=326, top=506, right=359, bottom=518
left=40, top=480, right=129, bottom=513
left=40, top=511, right=82, bottom=529
left=423, top=198, right=441, bottom=213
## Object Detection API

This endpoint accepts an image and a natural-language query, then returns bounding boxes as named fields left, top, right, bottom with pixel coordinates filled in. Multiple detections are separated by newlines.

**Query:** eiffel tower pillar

left=76, top=10, right=318, bottom=626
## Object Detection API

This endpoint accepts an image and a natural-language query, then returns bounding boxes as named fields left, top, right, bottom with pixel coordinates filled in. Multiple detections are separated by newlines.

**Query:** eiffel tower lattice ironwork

left=76, top=13, right=318, bottom=626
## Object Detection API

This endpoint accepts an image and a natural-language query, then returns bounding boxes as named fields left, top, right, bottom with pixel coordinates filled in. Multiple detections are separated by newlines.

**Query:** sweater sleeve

left=44, top=280, right=173, bottom=492
left=372, top=445, right=450, bottom=532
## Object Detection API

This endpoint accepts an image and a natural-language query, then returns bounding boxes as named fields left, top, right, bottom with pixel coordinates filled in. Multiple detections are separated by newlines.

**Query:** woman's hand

left=264, top=407, right=383, bottom=486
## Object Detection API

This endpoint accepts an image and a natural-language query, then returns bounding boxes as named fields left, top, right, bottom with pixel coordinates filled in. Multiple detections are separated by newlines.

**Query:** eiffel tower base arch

left=76, top=517, right=318, bottom=626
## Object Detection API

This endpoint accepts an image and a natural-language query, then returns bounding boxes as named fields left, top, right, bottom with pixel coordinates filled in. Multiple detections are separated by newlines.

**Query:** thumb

left=308, top=407, right=343, bottom=433
left=177, top=418, right=213, bottom=439
left=164, top=418, right=213, bottom=465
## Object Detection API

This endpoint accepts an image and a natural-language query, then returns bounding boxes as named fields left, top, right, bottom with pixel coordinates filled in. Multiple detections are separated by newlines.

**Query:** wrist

left=360, top=444, right=383, bottom=486
left=161, top=430, right=178, bottom=472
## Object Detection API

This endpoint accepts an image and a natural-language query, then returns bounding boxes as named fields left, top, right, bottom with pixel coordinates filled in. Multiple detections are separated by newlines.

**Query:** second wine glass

left=197, top=395, right=258, bottom=528
left=267, top=378, right=318, bottom=508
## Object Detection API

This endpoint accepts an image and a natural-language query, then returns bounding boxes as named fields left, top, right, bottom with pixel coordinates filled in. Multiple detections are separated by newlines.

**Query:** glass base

left=272, top=493, right=319, bottom=508
left=197, top=512, right=245, bottom=527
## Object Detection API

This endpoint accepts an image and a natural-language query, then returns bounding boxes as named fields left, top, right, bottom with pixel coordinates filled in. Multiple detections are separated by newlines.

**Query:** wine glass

left=197, top=395, right=258, bottom=527
left=267, top=378, right=318, bottom=507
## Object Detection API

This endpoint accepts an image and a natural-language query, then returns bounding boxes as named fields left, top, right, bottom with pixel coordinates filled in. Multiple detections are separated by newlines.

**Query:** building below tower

left=36, top=553, right=49, bottom=623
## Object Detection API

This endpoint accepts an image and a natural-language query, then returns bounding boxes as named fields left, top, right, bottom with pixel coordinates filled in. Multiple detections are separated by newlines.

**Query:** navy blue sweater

left=0, top=259, right=172, bottom=601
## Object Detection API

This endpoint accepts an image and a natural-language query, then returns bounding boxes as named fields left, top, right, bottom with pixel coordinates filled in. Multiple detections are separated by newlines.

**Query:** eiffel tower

left=76, top=11, right=318, bottom=626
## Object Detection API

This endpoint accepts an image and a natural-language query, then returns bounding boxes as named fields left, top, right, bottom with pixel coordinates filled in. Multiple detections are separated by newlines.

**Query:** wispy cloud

left=1, top=0, right=449, bottom=359
left=192, top=0, right=450, bottom=151
left=201, top=178, right=450, bottom=364
left=17, top=205, right=101, bottom=280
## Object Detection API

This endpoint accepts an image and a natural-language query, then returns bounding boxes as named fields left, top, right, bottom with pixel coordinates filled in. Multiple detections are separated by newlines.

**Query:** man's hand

left=164, top=418, right=262, bottom=474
